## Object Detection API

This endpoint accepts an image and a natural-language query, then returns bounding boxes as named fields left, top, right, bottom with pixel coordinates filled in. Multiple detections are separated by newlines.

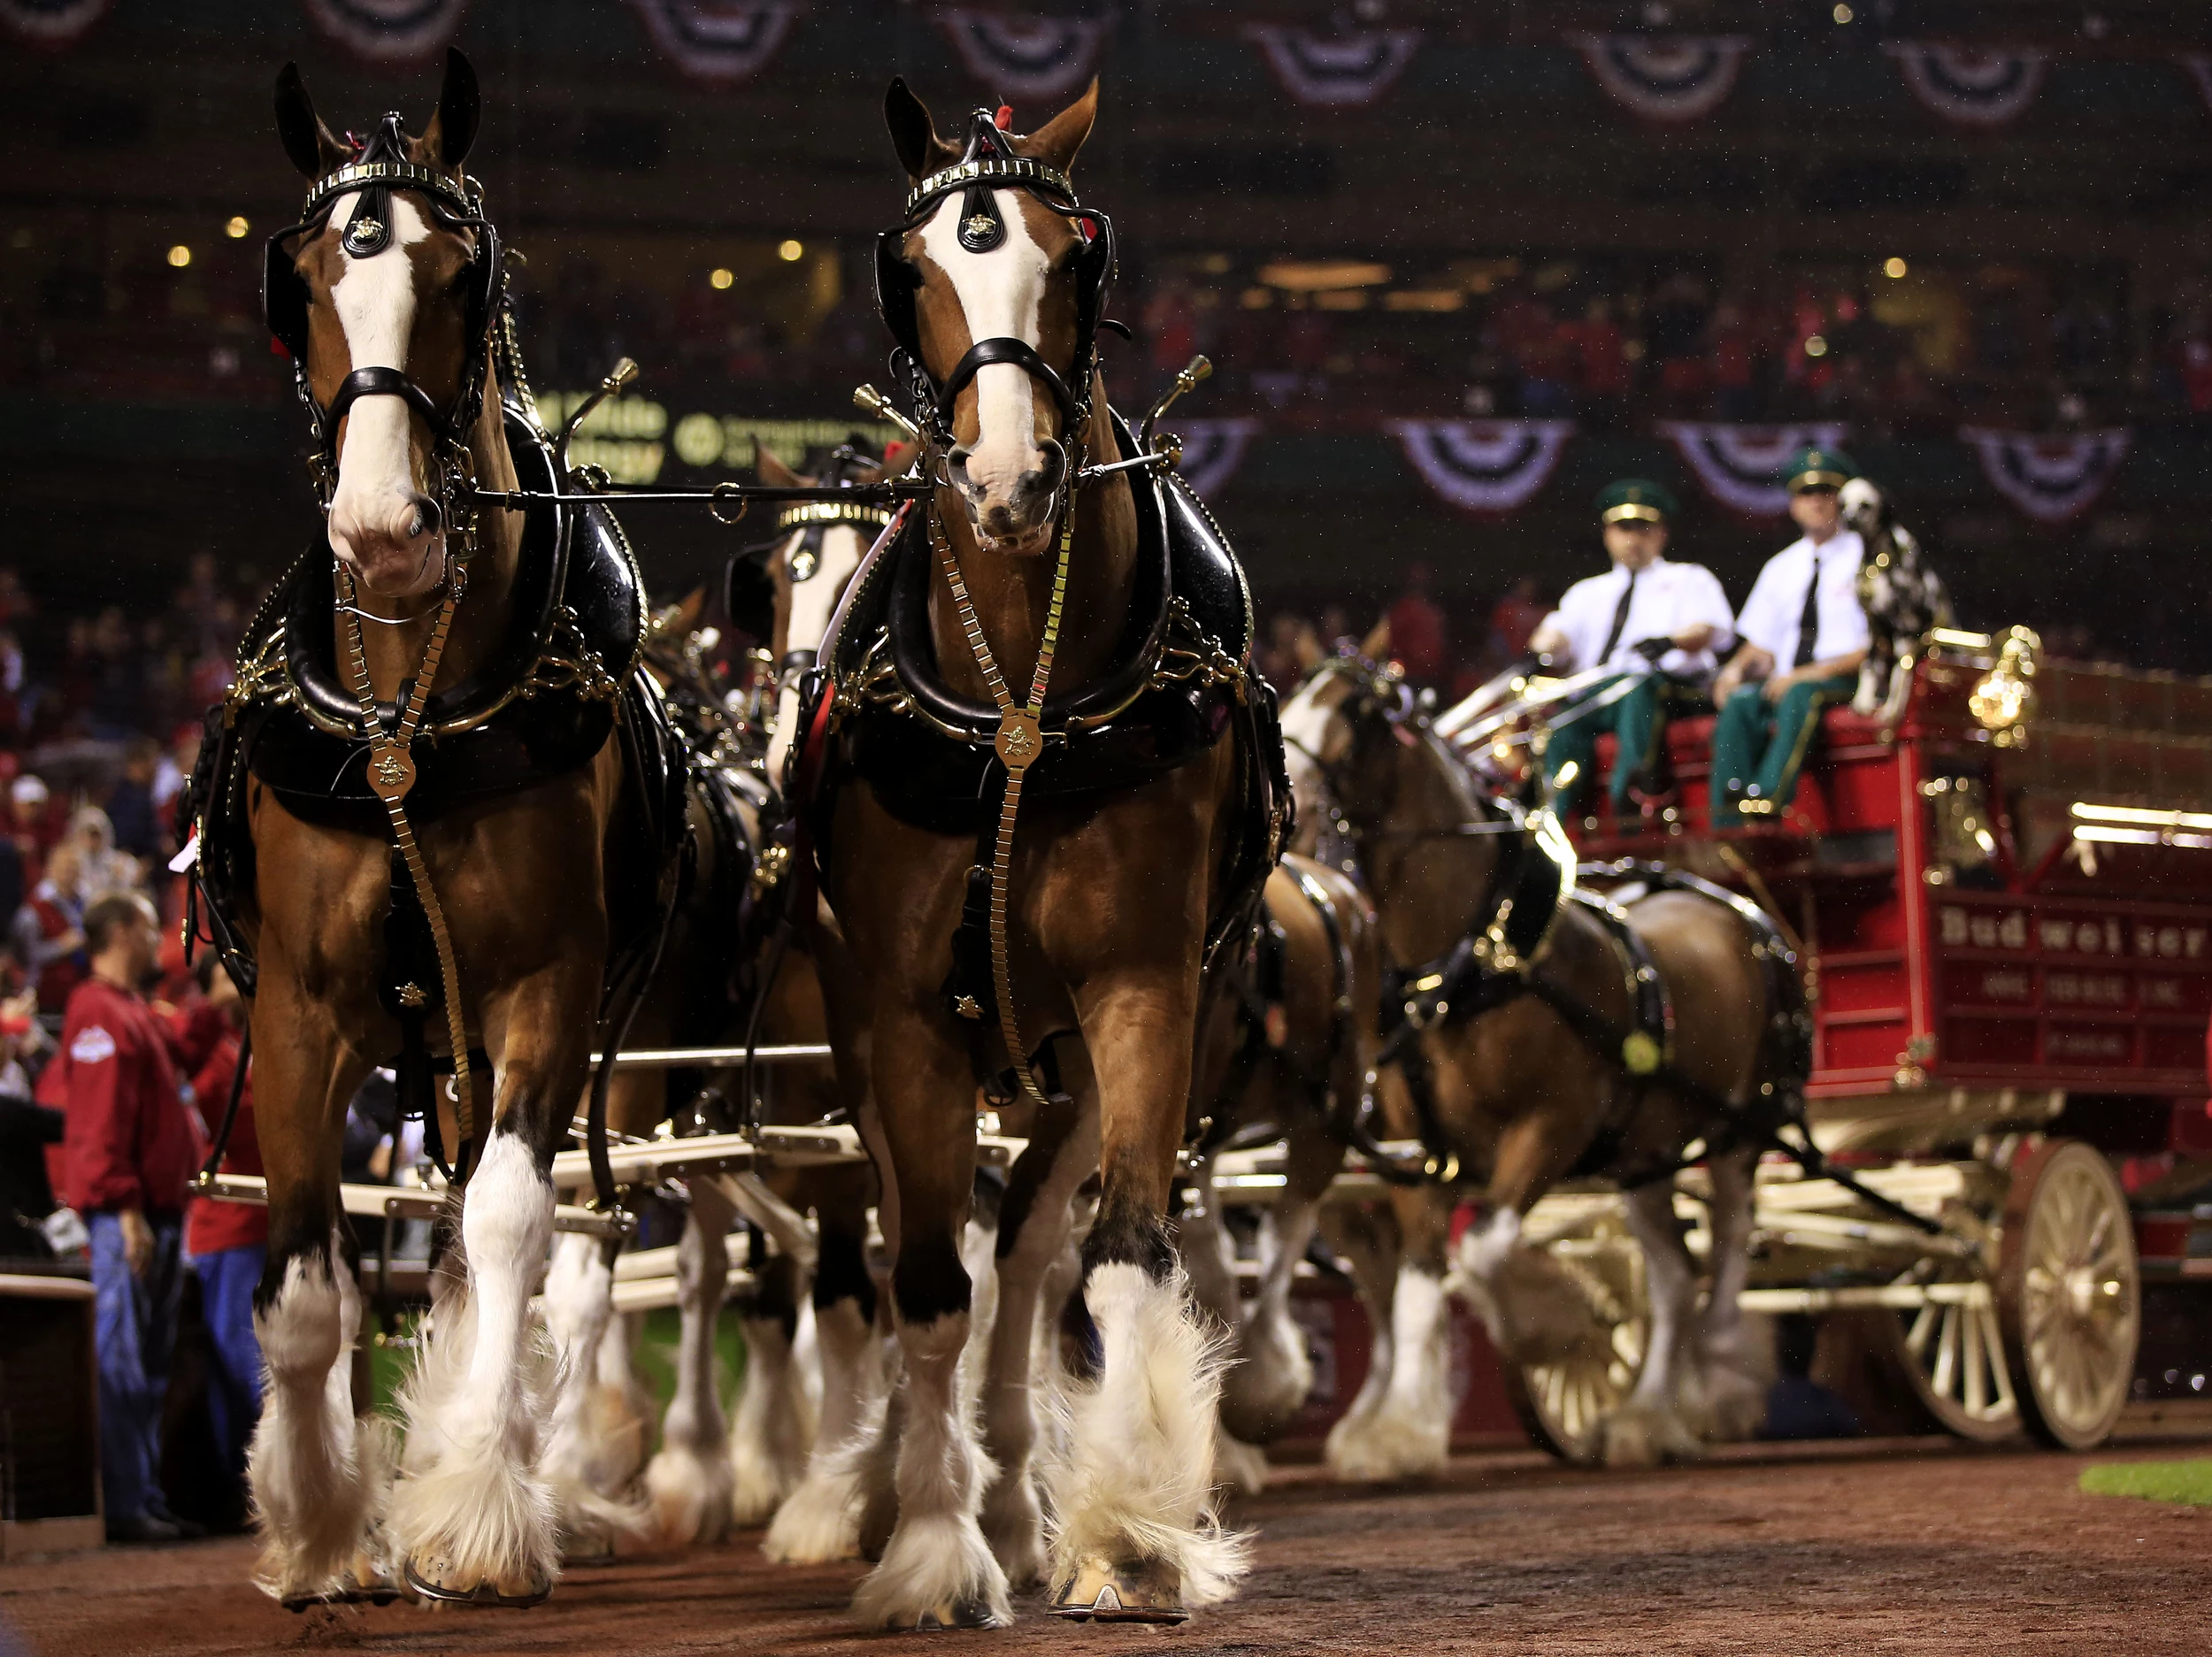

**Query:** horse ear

left=426, top=47, right=480, bottom=171
left=885, top=77, right=957, bottom=182
left=674, top=585, right=707, bottom=633
left=1021, top=78, right=1097, bottom=177
left=274, top=62, right=346, bottom=180
left=754, top=440, right=804, bottom=489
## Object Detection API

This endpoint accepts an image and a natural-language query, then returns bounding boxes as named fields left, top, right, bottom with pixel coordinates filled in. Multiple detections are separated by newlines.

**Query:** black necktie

left=1599, top=567, right=1639, bottom=665
left=1793, top=550, right=1822, bottom=667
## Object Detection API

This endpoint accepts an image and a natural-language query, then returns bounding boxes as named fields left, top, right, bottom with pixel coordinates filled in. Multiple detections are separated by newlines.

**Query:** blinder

left=872, top=109, right=1117, bottom=458
left=261, top=113, right=504, bottom=473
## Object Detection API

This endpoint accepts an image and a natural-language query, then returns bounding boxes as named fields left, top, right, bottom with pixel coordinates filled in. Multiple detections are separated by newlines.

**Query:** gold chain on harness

left=931, top=507, right=1073, bottom=1113
left=338, top=559, right=478, bottom=1156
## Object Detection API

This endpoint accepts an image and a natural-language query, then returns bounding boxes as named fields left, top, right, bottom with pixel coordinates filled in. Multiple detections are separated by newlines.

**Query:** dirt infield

left=8, top=1431, right=2211, bottom=1656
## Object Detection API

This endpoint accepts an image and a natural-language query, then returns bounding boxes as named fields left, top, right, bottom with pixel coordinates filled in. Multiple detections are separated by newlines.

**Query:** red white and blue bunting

left=936, top=9, right=1109, bottom=103
left=303, top=0, right=469, bottom=65
left=0, top=0, right=110, bottom=47
left=1883, top=42, right=2047, bottom=129
left=1167, top=418, right=1261, bottom=502
left=1659, top=422, right=1847, bottom=518
left=1242, top=26, right=1422, bottom=110
left=1958, top=427, right=2132, bottom=523
left=1386, top=420, right=1575, bottom=516
left=1567, top=34, right=1751, bottom=126
left=627, top=0, right=800, bottom=88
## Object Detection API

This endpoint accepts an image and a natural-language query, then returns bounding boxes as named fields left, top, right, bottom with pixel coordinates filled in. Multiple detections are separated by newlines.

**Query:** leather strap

left=933, top=504, right=1073, bottom=1113
left=937, top=336, right=1080, bottom=431
left=326, top=364, right=456, bottom=447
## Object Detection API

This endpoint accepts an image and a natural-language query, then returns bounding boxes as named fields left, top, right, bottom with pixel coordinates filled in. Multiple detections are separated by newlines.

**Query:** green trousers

left=1545, top=674, right=1674, bottom=817
left=1708, top=673, right=1855, bottom=827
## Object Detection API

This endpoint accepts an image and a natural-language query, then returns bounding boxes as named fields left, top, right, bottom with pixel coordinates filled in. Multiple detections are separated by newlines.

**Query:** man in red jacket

left=182, top=961, right=263, bottom=1492
left=42, top=890, right=204, bottom=1543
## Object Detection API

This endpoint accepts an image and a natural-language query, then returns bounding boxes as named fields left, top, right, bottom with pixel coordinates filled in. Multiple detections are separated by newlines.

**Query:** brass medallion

left=369, top=746, right=418, bottom=802
left=995, top=710, right=1041, bottom=774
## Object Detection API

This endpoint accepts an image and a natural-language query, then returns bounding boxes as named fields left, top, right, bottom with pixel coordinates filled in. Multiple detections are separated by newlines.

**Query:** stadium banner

left=1883, top=42, right=2047, bottom=129
left=1659, top=421, right=1847, bottom=518
left=627, top=0, right=801, bottom=87
left=1566, top=34, right=1752, bottom=126
left=1242, top=25, right=1422, bottom=109
left=935, top=9, right=1110, bottom=103
left=302, top=0, right=470, bottom=65
left=1169, top=418, right=1262, bottom=500
left=0, top=0, right=111, bottom=47
left=1386, top=419, right=1575, bottom=516
left=1959, top=427, right=2133, bottom=523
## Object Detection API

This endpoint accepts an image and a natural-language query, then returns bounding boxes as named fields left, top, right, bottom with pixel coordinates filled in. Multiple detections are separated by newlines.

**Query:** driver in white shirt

left=1528, top=479, right=1733, bottom=819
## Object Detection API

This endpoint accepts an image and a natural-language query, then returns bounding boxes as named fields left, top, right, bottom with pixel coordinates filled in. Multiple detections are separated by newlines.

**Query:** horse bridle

left=873, top=108, right=1118, bottom=503
left=264, top=112, right=506, bottom=579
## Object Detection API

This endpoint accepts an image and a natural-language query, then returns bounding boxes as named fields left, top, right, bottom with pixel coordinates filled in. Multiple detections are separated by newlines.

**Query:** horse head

left=267, top=49, right=497, bottom=599
left=877, top=78, right=1106, bottom=556
left=744, top=439, right=916, bottom=781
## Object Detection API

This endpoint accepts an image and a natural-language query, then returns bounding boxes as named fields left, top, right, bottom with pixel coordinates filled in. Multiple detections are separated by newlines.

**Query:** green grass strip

left=2079, top=1459, right=2212, bottom=1507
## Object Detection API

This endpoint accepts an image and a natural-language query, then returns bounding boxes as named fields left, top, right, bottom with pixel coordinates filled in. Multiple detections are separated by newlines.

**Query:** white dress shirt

left=1540, top=557, right=1736, bottom=683
left=1733, top=530, right=1871, bottom=668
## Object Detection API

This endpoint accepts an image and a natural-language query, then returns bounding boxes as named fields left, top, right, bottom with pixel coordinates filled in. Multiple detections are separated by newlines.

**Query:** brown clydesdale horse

left=1280, top=656, right=1797, bottom=1471
left=792, top=81, right=1284, bottom=1626
left=219, top=53, right=672, bottom=1606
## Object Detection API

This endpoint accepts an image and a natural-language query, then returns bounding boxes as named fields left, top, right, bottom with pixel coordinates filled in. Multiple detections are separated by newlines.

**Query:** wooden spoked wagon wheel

left=1880, top=1253, right=2019, bottom=1442
left=1997, top=1138, right=2140, bottom=1451
left=1504, top=1207, right=1648, bottom=1463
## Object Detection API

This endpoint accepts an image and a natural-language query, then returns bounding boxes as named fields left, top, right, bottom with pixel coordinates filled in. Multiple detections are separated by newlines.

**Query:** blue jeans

left=88, top=1209, right=184, bottom=1523
left=191, top=1244, right=267, bottom=1480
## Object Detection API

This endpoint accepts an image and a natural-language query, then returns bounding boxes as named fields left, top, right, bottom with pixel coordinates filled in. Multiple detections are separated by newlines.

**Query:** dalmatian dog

left=1839, top=477, right=1952, bottom=725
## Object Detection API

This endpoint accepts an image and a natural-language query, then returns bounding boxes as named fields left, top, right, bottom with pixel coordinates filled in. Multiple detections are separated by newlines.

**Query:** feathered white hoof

left=1600, top=1401, right=1704, bottom=1468
left=849, top=1510, right=1012, bottom=1631
left=1043, top=1265, right=1250, bottom=1613
left=1211, top=1423, right=1269, bottom=1498
left=1219, top=1308, right=1315, bottom=1445
left=645, top=1438, right=737, bottom=1547
left=979, top=1459, right=1047, bottom=1588
left=728, top=1313, right=813, bottom=1528
left=1323, top=1400, right=1449, bottom=1483
left=1051, top=1554, right=1192, bottom=1624
left=391, top=1434, right=560, bottom=1603
left=763, top=1457, right=866, bottom=1563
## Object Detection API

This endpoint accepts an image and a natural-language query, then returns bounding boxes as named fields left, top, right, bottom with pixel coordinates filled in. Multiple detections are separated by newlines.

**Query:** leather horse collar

left=873, top=108, right=1118, bottom=472
left=263, top=112, right=506, bottom=550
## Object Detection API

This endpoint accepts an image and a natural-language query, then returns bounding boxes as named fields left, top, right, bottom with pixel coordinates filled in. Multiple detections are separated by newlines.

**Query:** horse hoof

left=1050, top=1558, right=1188, bottom=1624
left=403, top=1557, right=554, bottom=1608
left=898, top=1598, right=1007, bottom=1631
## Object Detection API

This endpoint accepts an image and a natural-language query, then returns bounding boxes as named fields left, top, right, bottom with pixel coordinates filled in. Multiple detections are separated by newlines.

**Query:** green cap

left=1786, top=444, right=1857, bottom=492
left=1597, top=478, right=1678, bottom=525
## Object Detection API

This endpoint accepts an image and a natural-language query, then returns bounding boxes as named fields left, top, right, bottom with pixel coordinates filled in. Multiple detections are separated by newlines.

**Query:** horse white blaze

left=326, top=192, right=442, bottom=596
left=917, top=189, right=1054, bottom=540
left=768, top=522, right=868, bottom=783
left=1277, top=681, right=1339, bottom=809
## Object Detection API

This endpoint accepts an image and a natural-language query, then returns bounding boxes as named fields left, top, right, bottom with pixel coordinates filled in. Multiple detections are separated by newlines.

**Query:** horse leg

left=639, top=1181, right=743, bottom=1541
left=391, top=963, right=593, bottom=1601
left=848, top=1011, right=1009, bottom=1630
left=1687, top=1146, right=1770, bottom=1443
left=540, top=1231, right=649, bottom=1561
left=1219, top=1116, right=1332, bottom=1448
left=727, top=1239, right=813, bottom=1529
left=1601, top=1178, right=1705, bottom=1467
left=977, top=1078, right=1096, bottom=1584
left=244, top=982, right=384, bottom=1604
left=1166, top=1149, right=1265, bottom=1497
left=764, top=1179, right=887, bottom=1563
left=1045, top=970, right=1252, bottom=1622
left=1322, top=1182, right=1453, bottom=1482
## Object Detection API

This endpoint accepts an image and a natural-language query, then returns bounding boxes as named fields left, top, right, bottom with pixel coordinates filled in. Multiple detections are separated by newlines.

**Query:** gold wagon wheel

left=1997, top=1138, right=2140, bottom=1451
left=1502, top=1208, right=1649, bottom=1464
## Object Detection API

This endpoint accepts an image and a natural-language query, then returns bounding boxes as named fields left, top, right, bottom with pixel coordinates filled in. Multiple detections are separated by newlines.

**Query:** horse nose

left=946, top=446, right=981, bottom=499
left=406, top=491, right=442, bottom=540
